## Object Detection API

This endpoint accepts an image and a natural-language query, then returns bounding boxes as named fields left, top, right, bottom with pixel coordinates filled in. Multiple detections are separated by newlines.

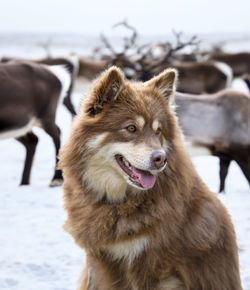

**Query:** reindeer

left=90, top=22, right=233, bottom=94
left=0, top=61, right=71, bottom=186
left=78, top=57, right=107, bottom=80
left=242, top=74, right=250, bottom=91
left=207, top=52, right=250, bottom=77
left=1, top=56, right=79, bottom=116
left=77, top=56, right=233, bottom=94
left=149, top=61, right=233, bottom=94
left=175, top=89, right=250, bottom=192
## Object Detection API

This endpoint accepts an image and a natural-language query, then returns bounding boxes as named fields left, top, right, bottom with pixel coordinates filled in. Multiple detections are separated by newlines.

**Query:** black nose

left=151, top=151, right=167, bottom=169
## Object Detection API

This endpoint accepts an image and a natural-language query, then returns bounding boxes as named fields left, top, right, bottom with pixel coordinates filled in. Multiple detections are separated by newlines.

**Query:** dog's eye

left=156, top=128, right=161, bottom=135
left=126, top=125, right=137, bottom=133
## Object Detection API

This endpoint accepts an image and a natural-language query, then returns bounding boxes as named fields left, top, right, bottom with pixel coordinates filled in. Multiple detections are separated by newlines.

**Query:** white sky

left=0, top=0, right=249, bottom=35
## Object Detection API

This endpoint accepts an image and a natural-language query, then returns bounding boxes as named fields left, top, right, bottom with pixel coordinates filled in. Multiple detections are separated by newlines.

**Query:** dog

left=59, top=67, right=242, bottom=290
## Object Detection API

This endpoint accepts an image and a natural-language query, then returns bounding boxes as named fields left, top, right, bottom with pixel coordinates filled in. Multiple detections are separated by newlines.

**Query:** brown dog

left=59, top=67, right=242, bottom=290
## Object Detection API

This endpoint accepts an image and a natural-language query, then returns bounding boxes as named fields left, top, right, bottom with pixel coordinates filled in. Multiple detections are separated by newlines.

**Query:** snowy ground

left=0, top=81, right=250, bottom=290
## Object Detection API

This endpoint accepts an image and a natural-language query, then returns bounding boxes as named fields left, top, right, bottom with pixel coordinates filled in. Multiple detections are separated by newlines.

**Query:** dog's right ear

left=86, top=66, right=124, bottom=117
left=145, top=68, right=178, bottom=102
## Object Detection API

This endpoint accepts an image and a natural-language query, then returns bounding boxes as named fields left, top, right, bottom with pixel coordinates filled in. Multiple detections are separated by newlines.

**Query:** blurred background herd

left=1, top=0, right=250, bottom=192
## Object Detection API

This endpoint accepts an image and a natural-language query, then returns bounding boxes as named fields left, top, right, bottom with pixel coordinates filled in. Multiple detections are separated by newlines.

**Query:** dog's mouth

left=115, top=154, right=156, bottom=189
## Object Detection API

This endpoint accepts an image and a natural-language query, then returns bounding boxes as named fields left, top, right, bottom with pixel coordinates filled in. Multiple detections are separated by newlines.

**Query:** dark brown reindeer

left=1, top=56, right=79, bottom=116
left=207, top=52, right=250, bottom=77
left=175, top=89, right=250, bottom=192
left=150, top=61, right=232, bottom=94
left=77, top=56, right=233, bottom=95
left=0, top=61, right=71, bottom=186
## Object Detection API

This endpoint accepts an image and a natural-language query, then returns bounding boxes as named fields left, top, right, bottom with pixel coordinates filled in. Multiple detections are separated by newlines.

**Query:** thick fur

left=59, top=67, right=242, bottom=290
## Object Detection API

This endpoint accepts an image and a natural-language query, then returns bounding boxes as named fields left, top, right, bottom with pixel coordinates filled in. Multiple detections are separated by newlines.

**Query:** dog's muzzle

left=115, top=150, right=167, bottom=190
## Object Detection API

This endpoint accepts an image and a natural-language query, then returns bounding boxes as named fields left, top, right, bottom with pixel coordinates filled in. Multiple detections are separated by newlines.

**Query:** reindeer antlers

left=93, top=21, right=201, bottom=81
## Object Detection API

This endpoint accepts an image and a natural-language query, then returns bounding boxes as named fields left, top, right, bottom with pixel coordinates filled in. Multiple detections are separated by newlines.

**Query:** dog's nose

left=151, top=151, right=167, bottom=169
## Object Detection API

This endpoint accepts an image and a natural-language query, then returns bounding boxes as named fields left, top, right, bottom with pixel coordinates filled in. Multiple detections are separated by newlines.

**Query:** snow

left=0, top=80, right=250, bottom=290
left=0, top=102, right=85, bottom=290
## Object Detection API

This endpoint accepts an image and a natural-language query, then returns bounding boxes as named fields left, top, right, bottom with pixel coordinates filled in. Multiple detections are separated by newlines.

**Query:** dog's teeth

left=124, top=160, right=130, bottom=167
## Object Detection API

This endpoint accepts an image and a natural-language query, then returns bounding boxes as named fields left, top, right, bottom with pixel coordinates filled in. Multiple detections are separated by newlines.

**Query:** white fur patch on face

left=135, top=115, right=145, bottom=130
left=152, top=119, right=160, bottom=132
left=83, top=141, right=154, bottom=201
left=86, top=133, right=108, bottom=150
left=117, top=142, right=153, bottom=170
left=105, top=236, right=149, bottom=264
left=83, top=140, right=167, bottom=201
left=83, top=155, right=127, bottom=201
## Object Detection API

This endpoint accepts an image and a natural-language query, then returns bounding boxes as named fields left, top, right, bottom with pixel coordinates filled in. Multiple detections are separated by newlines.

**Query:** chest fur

left=105, top=236, right=149, bottom=264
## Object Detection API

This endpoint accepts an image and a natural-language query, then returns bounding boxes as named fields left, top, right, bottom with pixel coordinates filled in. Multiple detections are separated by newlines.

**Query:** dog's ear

left=145, top=68, right=178, bottom=101
left=86, top=66, right=124, bottom=117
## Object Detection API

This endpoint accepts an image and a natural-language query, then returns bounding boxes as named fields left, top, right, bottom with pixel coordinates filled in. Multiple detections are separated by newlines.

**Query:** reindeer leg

left=16, top=132, right=38, bottom=185
left=42, top=121, right=63, bottom=187
left=63, top=96, right=77, bottom=116
left=234, top=159, right=250, bottom=187
left=218, top=157, right=231, bottom=193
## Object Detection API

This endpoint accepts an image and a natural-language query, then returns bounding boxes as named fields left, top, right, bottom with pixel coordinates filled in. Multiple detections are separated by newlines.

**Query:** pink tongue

left=132, top=168, right=156, bottom=189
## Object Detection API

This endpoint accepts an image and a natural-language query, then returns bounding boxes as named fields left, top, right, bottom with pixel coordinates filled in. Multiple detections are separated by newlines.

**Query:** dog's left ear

left=86, top=66, right=125, bottom=117
left=145, top=68, right=178, bottom=101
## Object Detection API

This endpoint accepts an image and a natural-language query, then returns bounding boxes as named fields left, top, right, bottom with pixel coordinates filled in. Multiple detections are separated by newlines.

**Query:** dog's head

left=67, top=66, right=178, bottom=201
